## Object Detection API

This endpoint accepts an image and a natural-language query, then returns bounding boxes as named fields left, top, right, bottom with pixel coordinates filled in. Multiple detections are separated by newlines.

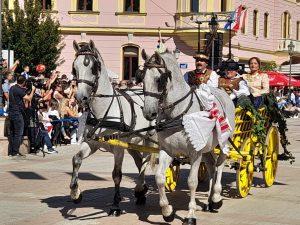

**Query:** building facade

left=12, top=0, right=300, bottom=78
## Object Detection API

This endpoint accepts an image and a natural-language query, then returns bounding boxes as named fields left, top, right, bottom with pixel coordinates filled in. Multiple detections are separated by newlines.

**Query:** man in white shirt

left=218, top=61, right=250, bottom=105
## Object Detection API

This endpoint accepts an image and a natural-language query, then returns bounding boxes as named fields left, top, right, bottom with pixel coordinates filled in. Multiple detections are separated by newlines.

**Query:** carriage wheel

left=198, top=162, right=208, bottom=183
left=263, top=126, right=279, bottom=187
left=165, top=163, right=180, bottom=192
left=236, top=138, right=254, bottom=198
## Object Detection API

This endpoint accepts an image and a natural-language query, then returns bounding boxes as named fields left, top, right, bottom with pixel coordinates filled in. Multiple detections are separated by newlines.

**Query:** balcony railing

left=278, top=39, right=300, bottom=53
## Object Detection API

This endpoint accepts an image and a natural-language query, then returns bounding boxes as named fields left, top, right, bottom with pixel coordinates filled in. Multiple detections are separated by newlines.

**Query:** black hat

left=225, top=60, right=239, bottom=71
left=193, top=53, right=209, bottom=63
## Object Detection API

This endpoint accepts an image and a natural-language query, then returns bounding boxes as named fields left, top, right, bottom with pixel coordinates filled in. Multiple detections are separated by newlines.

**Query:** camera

left=26, top=77, right=46, bottom=93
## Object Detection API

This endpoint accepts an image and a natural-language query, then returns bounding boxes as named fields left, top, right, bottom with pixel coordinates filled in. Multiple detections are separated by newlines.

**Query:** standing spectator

left=2, top=71, right=15, bottom=110
left=8, top=75, right=35, bottom=157
left=2, top=59, right=20, bottom=73
left=21, top=65, right=30, bottom=79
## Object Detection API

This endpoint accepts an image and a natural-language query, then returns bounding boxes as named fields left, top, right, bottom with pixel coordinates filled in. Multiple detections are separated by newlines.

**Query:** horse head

left=139, top=49, right=174, bottom=121
left=72, top=40, right=101, bottom=101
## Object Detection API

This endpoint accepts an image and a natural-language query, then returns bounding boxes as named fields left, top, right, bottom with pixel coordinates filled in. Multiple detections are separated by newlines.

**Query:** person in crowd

left=243, top=57, right=269, bottom=108
left=2, top=71, right=15, bottom=107
left=184, top=53, right=219, bottom=88
left=21, top=65, right=30, bottom=79
left=53, top=83, right=65, bottom=103
left=289, top=89, right=296, bottom=105
left=218, top=60, right=250, bottom=105
left=8, top=75, right=36, bottom=157
left=37, top=102, right=56, bottom=154
left=2, top=59, right=20, bottom=73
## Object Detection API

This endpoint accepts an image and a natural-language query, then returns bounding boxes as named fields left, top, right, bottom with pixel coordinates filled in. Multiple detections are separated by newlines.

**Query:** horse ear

left=89, top=40, right=96, bottom=51
left=141, top=49, right=149, bottom=61
left=154, top=51, right=163, bottom=65
left=73, top=40, right=79, bottom=53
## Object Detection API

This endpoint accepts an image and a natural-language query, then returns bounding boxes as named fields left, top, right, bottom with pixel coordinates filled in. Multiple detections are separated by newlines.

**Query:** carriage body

left=198, top=106, right=280, bottom=198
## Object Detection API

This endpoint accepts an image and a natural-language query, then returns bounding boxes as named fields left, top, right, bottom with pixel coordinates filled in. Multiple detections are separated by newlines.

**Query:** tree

left=1, top=0, right=64, bottom=75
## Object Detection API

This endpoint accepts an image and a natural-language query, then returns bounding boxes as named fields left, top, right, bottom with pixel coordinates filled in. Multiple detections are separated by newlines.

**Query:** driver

left=184, top=53, right=219, bottom=88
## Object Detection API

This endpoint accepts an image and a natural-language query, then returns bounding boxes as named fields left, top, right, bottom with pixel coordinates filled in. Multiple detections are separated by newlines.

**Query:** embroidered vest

left=187, top=69, right=212, bottom=86
left=218, top=77, right=242, bottom=94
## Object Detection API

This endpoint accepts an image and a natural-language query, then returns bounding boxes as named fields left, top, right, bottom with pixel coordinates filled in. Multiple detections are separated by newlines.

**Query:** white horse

left=70, top=40, right=155, bottom=216
left=138, top=50, right=235, bottom=225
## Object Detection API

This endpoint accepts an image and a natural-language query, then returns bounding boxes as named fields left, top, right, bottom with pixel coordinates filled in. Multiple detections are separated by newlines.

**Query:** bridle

left=72, top=47, right=101, bottom=95
left=137, top=53, right=198, bottom=124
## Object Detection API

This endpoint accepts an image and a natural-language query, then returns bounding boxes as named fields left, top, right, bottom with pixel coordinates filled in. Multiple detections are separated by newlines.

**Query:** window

left=221, top=0, right=227, bottom=12
left=253, top=10, right=258, bottom=36
left=282, top=11, right=291, bottom=38
left=124, top=0, right=140, bottom=12
left=264, top=13, right=269, bottom=38
left=297, top=21, right=300, bottom=40
left=40, top=0, right=52, bottom=10
left=77, top=0, right=93, bottom=11
left=190, top=0, right=199, bottom=13
left=123, top=46, right=139, bottom=81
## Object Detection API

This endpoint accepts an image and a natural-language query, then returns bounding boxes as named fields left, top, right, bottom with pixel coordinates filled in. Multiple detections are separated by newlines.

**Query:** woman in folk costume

left=218, top=60, right=250, bottom=105
left=243, top=57, right=270, bottom=108
left=182, top=54, right=232, bottom=155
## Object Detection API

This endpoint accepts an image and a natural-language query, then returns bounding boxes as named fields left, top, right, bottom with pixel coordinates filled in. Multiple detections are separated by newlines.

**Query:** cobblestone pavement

left=0, top=119, right=299, bottom=225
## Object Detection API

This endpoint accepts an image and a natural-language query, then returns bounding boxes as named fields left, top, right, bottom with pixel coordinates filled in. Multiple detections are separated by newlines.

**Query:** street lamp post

left=208, top=14, right=219, bottom=70
left=195, top=20, right=202, bottom=54
left=288, top=40, right=295, bottom=92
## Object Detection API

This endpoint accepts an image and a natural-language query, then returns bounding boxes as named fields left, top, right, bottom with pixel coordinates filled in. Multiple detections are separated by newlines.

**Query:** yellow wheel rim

left=236, top=138, right=254, bottom=198
left=198, top=162, right=207, bottom=183
left=263, top=126, right=279, bottom=187
left=165, top=164, right=180, bottom=192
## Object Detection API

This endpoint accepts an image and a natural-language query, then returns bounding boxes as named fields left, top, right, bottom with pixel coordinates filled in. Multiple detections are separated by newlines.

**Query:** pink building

left=13, top=0, right=300, bottom=78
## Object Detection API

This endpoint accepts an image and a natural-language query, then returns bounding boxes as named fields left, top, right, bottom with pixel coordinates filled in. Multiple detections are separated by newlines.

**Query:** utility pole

left=0, top=0, right=4, bottom=115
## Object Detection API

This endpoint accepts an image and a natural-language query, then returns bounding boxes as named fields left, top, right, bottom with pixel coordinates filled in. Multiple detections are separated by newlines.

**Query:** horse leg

left=201, top=153, right=217, bottom=213
left=183, top=154, right=202, bottom=225
left=128, top=149, right=150, bottom=205
left=70, top=141, right=99, bottom=203
left=109, top=147, right=125, bottom=217
left=156, top=150, right=175, bottom=222
left=210, top=151, right=227, bottom=211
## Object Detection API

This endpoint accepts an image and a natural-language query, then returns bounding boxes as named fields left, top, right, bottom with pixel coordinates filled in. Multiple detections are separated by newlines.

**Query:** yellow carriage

left=100, top=106, right=280, bottom=197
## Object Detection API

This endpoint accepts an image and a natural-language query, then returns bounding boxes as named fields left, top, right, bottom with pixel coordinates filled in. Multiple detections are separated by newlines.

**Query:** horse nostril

left=151, top=112, right=157, bottom=118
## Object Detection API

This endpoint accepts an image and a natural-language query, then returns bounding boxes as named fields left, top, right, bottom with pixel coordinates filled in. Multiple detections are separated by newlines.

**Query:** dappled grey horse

left=70, top=40, right=154, bottom=216
left=138, top=50, right=235, bottom=225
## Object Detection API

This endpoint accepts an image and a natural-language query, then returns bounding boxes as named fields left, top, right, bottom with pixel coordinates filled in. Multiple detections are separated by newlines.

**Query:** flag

left=224, top=5, right=247, bottom=31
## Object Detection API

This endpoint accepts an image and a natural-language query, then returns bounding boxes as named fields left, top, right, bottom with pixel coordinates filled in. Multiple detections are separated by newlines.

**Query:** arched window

left=40, top=0, right=52, bottom=10
left=123, top=46, right=139, bottom=81
left=264, top=13, right=269, bottom=38
left=253, top=10, right=258, bottom=36
left=297, top=21, right=300, bottom=40
left=220, top=0, right=227, bottom=12
left=77, top=0, right=93, bottom=11
left=282, top=11, right=291, bottom=38
left=124, top=0, right=140, bottom=12
left=190, top=0, right=199, bottom=13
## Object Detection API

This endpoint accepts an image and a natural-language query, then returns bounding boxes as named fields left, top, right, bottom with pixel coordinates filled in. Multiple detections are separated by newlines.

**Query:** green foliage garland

left=236, top=96, right=266, bottom=145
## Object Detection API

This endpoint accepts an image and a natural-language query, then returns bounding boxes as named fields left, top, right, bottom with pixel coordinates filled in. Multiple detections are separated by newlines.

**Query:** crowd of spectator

left=1, top=59, right=80, bottom=157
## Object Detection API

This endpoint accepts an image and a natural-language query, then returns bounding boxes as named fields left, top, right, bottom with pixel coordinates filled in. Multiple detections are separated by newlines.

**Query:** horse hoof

left=134, top=184, right=149, bottom=198
left=108, top=208, right=122, bottom=217
left=211, top=199, right=223, bottom=210
left=136, top=195, right=146, bottom=205
left=202, top=203, right=218, bottom=213
left=72, top=193, right=82, bottom=204
left=183, top=218, right=197, bottom=225
left=163, top=209, right=175, bottom=222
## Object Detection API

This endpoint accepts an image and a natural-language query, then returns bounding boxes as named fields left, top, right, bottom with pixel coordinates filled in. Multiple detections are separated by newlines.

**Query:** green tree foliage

left=260, top=61, right=277, bottom=72
left=1, top=0, right=64, bottom=74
